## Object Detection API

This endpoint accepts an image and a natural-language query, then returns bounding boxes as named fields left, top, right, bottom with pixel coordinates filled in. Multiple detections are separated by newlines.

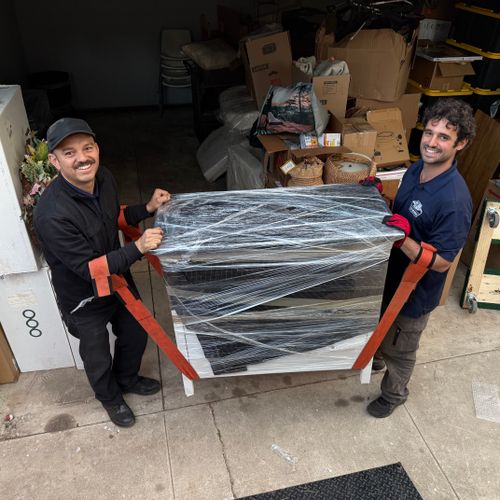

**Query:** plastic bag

left=256, top=83, right=329, bottom=136
left=196, top=126, right=244, bottom=182
left=218, top=86, right=260, bottom=134
left=227, top=144, right=265, bottom=190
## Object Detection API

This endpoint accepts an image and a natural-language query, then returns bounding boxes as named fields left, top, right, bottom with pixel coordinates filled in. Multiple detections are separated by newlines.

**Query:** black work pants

left=63, top=297, right=148, bottom=407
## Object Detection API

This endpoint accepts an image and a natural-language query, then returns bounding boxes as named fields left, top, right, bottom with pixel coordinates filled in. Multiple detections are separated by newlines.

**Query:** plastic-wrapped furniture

left=153, top=184, right=402, bottom=395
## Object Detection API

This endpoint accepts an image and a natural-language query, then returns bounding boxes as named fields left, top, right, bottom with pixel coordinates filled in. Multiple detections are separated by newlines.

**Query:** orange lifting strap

left=352, top=242, right=437, bottom=370
left=117, top=206, right=163, bottom=276
left=89, top=256, right=199, bottom=381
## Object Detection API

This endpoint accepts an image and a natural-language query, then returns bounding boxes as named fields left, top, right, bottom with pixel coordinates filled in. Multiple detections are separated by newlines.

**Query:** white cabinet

left=0, top=85, right=42, bottom=276
left=0, top=266, right=74, bottom=371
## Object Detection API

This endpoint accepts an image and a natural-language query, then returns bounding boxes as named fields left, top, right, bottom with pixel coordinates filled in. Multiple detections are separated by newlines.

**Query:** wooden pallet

left=462, top=200, right=500, bottom=312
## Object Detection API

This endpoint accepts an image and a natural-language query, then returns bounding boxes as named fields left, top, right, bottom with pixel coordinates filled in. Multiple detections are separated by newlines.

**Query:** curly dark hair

left=422, top=98, right=476, bottom=146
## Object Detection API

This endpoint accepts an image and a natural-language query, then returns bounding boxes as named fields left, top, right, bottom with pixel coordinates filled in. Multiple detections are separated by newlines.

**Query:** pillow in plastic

left=227, top=144, right=264, bottom=191
left=218, top=86, right=259, bottom=133
left=181, top=39, right=237, bottom=71
left=256, top=83, right=329, bottom=136
left=196, top=126, right=246, bottom=182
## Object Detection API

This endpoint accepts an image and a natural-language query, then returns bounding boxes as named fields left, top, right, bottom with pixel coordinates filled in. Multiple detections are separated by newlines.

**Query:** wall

left=0, top=0, right=27, bottom=84
left=12, top=0, right=331, bottom=109
left=13, top=0, right=252, bottom=109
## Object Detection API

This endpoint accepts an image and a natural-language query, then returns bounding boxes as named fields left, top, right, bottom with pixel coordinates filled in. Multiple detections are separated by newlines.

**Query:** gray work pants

left=374, top=312, right=430, bottom=404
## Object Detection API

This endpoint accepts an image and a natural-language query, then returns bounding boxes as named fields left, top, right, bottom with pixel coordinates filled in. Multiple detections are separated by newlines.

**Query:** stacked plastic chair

left=159, top=29, right=192, bottom=116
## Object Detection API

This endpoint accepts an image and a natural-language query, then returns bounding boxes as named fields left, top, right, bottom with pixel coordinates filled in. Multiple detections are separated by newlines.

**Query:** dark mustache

left=74, top=159, right=96, bottom=169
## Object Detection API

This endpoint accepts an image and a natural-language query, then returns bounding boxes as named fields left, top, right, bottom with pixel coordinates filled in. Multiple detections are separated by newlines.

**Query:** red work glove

left=383, top=214, right=411, bottom=248
left=359, top=176, right=383, bottom=194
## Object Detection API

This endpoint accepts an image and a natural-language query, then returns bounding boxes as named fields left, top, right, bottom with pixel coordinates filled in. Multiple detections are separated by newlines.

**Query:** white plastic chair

left=159, top=29, right=192, bottom=115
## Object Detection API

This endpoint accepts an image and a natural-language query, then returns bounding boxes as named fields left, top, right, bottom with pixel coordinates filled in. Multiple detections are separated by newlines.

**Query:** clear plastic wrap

left=196, top=126, right=245, bottom=182
left=227, top=144, right=265, bottom=191
left=218, top=86, right=260, bottom=134
left=153, top=184, right=403, bottom=380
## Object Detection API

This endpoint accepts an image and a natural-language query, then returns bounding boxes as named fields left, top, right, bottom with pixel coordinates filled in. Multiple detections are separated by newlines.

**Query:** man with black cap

left=34, top=117, right=170, bottom=427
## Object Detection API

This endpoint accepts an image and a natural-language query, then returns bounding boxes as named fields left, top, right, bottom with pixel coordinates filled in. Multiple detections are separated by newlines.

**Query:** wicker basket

left=324, top=152, right=376, bottom=184
left=288, top=156, right=324, bottom=187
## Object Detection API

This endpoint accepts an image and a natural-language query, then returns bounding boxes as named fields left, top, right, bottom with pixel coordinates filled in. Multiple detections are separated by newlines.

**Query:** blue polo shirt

left=383, top=159, right=472, bottom=318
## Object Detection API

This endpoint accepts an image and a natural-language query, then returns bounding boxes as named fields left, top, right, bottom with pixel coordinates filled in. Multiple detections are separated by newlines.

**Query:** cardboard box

left=354, top=88, right=421, bottom=141
left=257, top=134, right=350, bottom=185
left=330, top=115, right=377, bottom=158
left=328, top=29, right=417, bottom=102
left=0, top=85, right=42, bottom=276
left=410, top=57, right=474, bottom=91
left=258, top=134, right=349, bottom=161
left=243, top=29, right=350, bottom=116
left=242, top=31, right=293, bottom=109
left=292, top=65, right=350, bottom=119
left=0, top=323, right=19, bottom=384
left=0, top=266, right=75, bottom=372
left=380, top=179, right=401, bottom=205
left=366, top=108, right=410, bottom=167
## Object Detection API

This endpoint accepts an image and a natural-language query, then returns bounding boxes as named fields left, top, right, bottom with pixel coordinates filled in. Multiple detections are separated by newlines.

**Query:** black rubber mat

left=239, top=463, right=422, bottom=500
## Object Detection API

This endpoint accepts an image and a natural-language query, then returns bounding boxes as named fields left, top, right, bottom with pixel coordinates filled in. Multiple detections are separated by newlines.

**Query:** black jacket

left=34, top=167, right=150, bottom=313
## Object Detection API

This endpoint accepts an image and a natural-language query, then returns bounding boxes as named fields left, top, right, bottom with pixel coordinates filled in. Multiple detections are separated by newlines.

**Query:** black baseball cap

left=47, top=117, right=96, bottom=151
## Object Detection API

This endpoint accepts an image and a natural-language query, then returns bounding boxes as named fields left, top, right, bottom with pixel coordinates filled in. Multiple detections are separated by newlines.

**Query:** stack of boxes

left=243, top=28, right=420, bottom=197
left=241, top=31, right=351, bottom=118
left=448, top=2, right=500, bottom=115
left=0, top=85, right=77, bottom=376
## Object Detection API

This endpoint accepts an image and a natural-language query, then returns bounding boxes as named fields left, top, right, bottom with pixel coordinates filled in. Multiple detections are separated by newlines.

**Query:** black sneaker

left=104, top=402, right=135, bottom=427
left=120, top=376, right=161, bottom=396
left=372, top=359, right=386, bottom=371
left=367, top=396, right=406, bottom=418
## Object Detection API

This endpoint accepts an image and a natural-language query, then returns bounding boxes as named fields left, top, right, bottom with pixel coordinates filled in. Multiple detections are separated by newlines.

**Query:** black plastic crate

left=408, top=80, right=473, bottom=122
left=462, top=1, right=500, bottom=12
left=470, top=88, right=500, bottom=116
left=467, top=53, right=500, bottom=90
left=452, top=4, right=500, bottom=52
left=448, top=40, right=500, bottom=90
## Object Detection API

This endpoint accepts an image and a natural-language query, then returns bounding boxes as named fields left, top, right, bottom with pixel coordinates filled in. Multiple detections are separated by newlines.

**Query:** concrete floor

left=1, top=108, right=499, bottom=500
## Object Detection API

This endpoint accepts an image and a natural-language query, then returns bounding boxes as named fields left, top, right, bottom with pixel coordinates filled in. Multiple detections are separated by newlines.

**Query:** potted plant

left=19, top=131, right=58, bottom=245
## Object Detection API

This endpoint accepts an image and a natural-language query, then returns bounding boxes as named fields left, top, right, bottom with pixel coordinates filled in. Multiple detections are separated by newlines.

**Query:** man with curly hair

left=368, top=98, right=476, bottom=418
